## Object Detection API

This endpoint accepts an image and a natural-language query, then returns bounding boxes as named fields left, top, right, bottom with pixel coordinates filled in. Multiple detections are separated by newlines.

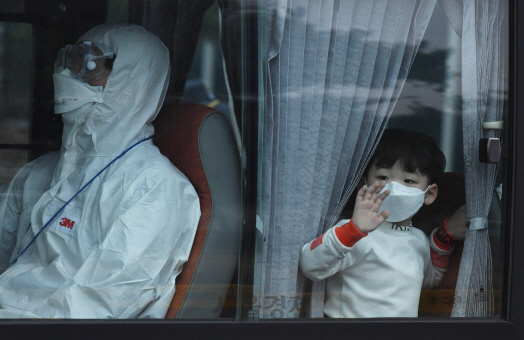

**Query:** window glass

left=0, top=150, right=29, bottom=185
left=0, top=0, right=511, bottom=324
left=184, top=2, right=230, bottom=118
left=0, top=1, right=25, bottom=14
left=0, top=22, right=32, bottom=145
left=252, top=0, right=508, bottom=320
left=0, top=22, right=32, bottom=185
left=387, top=4, right=505, bottom=318
left=0, top=0, right=241, bottom=320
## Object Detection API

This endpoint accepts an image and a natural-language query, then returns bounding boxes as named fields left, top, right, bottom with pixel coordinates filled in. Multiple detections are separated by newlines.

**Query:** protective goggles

left=54, top=41, right=115, bottom=83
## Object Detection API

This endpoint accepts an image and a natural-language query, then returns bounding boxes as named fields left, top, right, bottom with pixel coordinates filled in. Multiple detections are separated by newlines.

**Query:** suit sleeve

left=299, top=219, right=367, bottom=282
left=0, top=153, right=59, bottom=272
left=0, top=163, right=35, bottom=271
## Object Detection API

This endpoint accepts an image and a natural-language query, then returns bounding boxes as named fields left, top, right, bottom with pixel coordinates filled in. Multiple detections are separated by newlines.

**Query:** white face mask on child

left=377, top=181, right=429, bottom=223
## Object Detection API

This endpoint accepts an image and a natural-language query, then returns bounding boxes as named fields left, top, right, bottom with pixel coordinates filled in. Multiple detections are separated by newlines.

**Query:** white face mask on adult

left=377, top=181, right=429, bottom=223
left=53, top=69, right=104, bottom=115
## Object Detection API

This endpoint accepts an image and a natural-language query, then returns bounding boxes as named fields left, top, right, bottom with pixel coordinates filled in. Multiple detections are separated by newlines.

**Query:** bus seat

left=412, top=172, right=466, bottom=237
left=152, top=103, right=241, bottom=319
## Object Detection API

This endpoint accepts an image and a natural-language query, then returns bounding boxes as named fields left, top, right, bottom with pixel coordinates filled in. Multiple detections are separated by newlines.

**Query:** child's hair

left=365, top=128, right=446, bottom=184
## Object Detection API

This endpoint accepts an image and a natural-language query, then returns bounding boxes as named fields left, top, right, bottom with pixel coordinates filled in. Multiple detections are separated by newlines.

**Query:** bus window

left=0, top=22, right=32, bottom=184
left=252, top=0, right=508, bottom=320
left=0, top=0, right=512, bottom=326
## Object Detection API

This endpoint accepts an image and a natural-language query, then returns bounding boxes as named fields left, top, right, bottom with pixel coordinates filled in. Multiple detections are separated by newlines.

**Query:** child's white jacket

left=299, top=219, right=452, bottom=318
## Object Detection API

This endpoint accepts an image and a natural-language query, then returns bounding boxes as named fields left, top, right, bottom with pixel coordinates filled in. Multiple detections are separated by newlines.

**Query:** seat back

left=153, top=103, right=241, bottom=319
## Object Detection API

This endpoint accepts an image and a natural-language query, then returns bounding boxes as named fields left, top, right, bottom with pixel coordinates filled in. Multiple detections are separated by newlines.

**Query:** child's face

left=365, top=160, right=438, bottom=225
left=365, top=160, right=429, bottom=191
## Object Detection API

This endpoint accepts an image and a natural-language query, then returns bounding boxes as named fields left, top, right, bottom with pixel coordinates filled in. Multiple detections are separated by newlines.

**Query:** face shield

left=54, top=40, right=115, bottom=83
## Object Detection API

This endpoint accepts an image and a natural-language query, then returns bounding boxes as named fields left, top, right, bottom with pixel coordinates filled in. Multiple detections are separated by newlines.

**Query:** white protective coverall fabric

left=0, top=24, right=200, bottom=318
left=299, top=220, right=450, bottom=318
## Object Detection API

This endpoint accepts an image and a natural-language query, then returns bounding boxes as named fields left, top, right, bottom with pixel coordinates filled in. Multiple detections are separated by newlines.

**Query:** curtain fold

left=259, top=0, right=436, bottom=318
left=440, top=0, right=508, bottom=317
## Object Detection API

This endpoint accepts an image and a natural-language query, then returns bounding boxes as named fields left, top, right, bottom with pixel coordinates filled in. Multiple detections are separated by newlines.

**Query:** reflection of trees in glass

left=387, top=34, right=467, bottom=172
left=388, top=100, right=443, bottom=132
left=388, top=96, right=464, bottom=173
left=406, top=42, right=451, bottom=92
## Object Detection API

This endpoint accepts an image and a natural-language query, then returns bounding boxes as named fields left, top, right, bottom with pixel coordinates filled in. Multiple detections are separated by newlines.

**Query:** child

left=299, top=129, right=465, bottom=318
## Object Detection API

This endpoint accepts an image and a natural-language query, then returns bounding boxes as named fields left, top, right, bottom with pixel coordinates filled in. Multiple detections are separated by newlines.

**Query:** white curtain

left=259, top=0, right=437, bottom=318
left=439, top=0, right=508, bottom=317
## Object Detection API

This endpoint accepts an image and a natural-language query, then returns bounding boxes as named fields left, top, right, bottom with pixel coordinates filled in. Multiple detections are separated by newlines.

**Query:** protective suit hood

left=53, top=24, right=170, bottom=184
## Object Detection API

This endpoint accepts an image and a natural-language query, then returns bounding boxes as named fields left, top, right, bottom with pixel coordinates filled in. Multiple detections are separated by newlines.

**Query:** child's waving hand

left=352, top=181, right=390, bottom=233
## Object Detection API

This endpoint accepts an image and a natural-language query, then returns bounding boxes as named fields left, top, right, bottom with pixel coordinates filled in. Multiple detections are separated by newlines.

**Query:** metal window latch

left=479, top=138, right=501, bottom=163
left=480, top=121, right=503, bottom=163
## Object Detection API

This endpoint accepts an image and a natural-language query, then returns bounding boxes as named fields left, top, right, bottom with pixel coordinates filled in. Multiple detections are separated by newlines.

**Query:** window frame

left=1, top=0, right=523, bottom=338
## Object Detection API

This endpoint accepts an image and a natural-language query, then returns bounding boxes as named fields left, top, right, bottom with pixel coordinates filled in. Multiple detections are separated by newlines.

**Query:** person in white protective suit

left=0, top=24, right=200, bottom=318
